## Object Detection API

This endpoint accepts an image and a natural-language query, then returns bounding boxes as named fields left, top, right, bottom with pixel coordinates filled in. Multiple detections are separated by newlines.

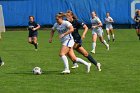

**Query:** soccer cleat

left=71, top=64, right=79, bottom=69
left=0, top=61, right=4, bottom=66
left=86, top=63, right=91, bottom=73
left=91, top=49, right=95, bottom=54
left=113, top=38, right=115, bottom=42
left=106, top=44, right=109, bottom=51
left=97, top=63, right=101, bottom=71
left=108, top=39, right=110, bottom=42
left=0, top=57, right=4, bottom=66
left=61, top=69, right=70, bottom=74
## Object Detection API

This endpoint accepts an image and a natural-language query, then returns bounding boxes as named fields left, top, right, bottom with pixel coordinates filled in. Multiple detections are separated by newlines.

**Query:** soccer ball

left=32, top=67, right=42, bottom=75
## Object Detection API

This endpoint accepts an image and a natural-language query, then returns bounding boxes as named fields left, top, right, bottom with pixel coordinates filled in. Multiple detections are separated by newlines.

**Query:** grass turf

left=0, top=29, right=140, bottom=93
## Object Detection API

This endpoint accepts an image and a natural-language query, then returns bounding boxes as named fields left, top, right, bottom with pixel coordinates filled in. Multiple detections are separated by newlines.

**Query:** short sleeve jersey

left=52, top=20, right=73, bottom=42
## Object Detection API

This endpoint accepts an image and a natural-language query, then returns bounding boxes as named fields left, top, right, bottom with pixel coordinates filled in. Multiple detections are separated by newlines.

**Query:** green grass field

left=0, top=29, right=140, bottom=93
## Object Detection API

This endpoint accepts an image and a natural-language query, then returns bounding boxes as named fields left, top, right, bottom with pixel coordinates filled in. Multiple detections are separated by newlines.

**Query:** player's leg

left=91, top=33, right=97, bottom=54
left=106, top=28, right=110, bottom=42
left=28, top=37, right=33, bottom=44
left=59, top=45, right=71, bottom=74
left=67, top=48, right=91, bottom=73
left=138, top=28, right=140, bottom=40
left=98, top=30, right=109, bottom=50
left=33, top=36, right=38, bottom=50
left=110, top=28, right=115, bottom=42
left=76, top=46, right=101, bottom=71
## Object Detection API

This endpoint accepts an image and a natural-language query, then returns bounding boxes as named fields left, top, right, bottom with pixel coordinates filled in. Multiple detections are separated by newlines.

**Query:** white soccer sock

left=102, top=40, right=108, bottom=46
left=107, top=35, right=110, bottom=40
left=92, top=42, right=96, bottom=50
left=112, top=34, right=115, bottom=39
left=73, top=62, right=78, bottom=66
left=76, top=58, right=88, bottom=66
left=61, top=55, right=69, bottom=70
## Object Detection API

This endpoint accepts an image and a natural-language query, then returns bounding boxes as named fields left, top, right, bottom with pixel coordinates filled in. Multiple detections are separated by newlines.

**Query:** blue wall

left=0, top=0, right=139, bottom=26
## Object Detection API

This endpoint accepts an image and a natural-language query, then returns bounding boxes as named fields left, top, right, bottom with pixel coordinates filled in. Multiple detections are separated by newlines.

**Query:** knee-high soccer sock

left=61, top=55, right=69, bottom=70
left=72, top=62, right=78, bottom=66
left=76, top=58, right=88, bottom=66
left=112, top=34, right=115, bottom=39
left=92, top=42, right=96, bottom=50
left=33, top=42, right=38, bottom=49
left=102, top=40, right=108, bottom=47
left=86, top=54, right=97, bottom=66
left=107, top=35, right=110, bottom=41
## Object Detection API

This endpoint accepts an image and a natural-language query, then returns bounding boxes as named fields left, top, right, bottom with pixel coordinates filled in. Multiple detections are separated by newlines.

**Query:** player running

left=90, top=11, right=109, bottom=54
left=28, top=16, right=40, bottom=51
left=65, top=10, right=101, bottom=71
left=134, top=10, right=140, bottom=40
left=49, top=13, right=91, bottom=74
left=105, top=12, right=115, bottom=42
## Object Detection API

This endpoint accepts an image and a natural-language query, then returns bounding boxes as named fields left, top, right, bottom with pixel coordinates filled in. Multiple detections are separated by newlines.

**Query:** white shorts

left=92, top=28, right=103, bottom=37
left=62, top=39, right=74, bottom=47
left=106, top=24, right=113, bottom=31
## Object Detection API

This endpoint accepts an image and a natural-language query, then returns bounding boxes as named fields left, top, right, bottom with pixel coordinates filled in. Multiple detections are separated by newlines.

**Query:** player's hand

left=49, top=39, right=52, bottom=43
left=92, top=26, right=97, bottom=29
left=59, top=34, right=65, bottom=39
left=32, top=28, right=37, bottom=31
left=81, top=35, right=85, bottom=40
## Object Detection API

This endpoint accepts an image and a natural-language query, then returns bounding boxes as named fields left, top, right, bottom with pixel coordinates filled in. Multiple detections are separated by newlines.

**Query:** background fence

left=0, top=0, right=140, bottom=26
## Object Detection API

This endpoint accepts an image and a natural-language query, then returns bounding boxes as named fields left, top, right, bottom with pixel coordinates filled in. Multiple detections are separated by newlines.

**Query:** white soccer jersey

left=105, top=16, right=113, bottom=25
left=52, top=20, right=73, bottom=43
left=90, top=17, right=102, bottom=29
left=90, top=17, right=103, bottom=36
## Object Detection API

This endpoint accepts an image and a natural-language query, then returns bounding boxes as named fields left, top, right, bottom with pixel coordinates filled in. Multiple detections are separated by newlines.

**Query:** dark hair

left=29, top=16, right=34, bottom=20
left=66, top=10, right=77, bottom=20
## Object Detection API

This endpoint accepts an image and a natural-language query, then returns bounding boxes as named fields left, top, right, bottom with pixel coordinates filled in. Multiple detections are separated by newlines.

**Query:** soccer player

left=65, top=10, right=101, bottom=71
left=105, top=12, right=115, bottom=42
left=134, top=10, right=140, bottom=40
left=28, top=16, right=40, bottom=51
left=49, top=13, right=91, bottom=74
left=0, top=57, right=4, bottom=66
left=90, top=11, right=109, bottom=54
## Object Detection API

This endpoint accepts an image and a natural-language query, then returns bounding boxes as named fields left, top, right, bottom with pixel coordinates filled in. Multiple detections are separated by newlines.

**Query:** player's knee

left=28, top=41, right=32, bottom=43
left=71, top=58, right=76, bottom=62
left=59, top=53, right=65, bottom=57
left=83, top=53, right=89, bottom=57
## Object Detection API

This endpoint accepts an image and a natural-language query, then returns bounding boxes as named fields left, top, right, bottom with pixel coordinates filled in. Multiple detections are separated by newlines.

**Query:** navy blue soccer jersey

left=28, top=21, right=38, bottom=37
left=71, top=19, right=85, bottom=41
left=28, top=21, right=38, bottom=32
left=135, top=15, right=140, bottom=29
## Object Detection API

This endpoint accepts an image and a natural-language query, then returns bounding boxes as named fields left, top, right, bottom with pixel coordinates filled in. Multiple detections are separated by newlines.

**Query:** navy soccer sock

left=86, top=54, right=97, bottom=66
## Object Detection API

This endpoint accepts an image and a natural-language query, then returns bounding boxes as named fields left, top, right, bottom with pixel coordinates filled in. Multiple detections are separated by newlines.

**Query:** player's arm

left=109, top=17, right=114, bottom=23
left=92, top=18, right=102, bottom=28
left=49, top=29, right=55, bottom=43
left=92, top=22, right=102, bottom=28
left=59, top=25, right=74, bottom=38
left=82, top=24, right=88, bottom=40
left=134, top=16, right=139, bottom=22
left=33, top=24, right=40, bottom=31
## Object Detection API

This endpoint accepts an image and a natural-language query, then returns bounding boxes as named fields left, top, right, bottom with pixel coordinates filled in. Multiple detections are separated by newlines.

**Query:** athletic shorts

left=62, top=39, right=74, bottom=48
left=92, top=28, right=103, bottom=37
left=106, top=24, right=113, bottom=30
left=135, top=24, right=140, bottom=29
left=28, top=31, right=38, bottom=37
left=74, top=39, right=82, bottom=46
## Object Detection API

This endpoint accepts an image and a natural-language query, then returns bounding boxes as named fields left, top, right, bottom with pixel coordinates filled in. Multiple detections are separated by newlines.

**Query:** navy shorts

left=135, top=23, right=140, bottom=29
left=74, top=39, right=82, bottom=46
left=28, top=31, right=38, bottom=37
